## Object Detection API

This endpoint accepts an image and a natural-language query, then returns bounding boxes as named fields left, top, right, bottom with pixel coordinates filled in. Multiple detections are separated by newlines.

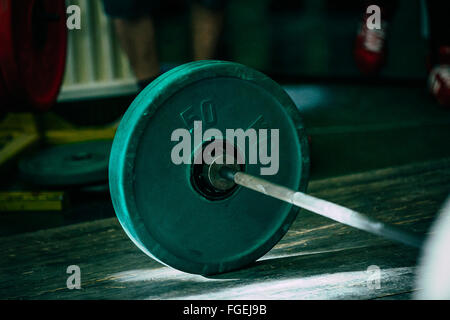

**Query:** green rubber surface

left=109, top=61, right=310, bottom=275
left=19, top=140, right=112, bottom=187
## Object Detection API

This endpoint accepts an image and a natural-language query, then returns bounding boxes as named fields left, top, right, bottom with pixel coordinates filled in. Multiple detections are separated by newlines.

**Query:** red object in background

left=0, top=65, right=7, bottom=101
left=0, top=0, right=67, bottom=111
left=428, top=46, right=450, bottom=108
left=354, top=16, right=388, bottom=75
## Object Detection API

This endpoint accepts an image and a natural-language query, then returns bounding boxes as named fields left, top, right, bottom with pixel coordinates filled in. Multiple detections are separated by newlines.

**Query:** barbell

left=109, top=60, right=424, bottom=275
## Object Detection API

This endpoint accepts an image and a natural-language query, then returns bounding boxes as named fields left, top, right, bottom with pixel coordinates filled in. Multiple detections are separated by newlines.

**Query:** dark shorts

left=103, top=0, right=227, bottom=19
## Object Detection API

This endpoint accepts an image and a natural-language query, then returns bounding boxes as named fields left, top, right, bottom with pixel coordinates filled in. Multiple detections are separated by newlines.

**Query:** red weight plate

left=15, top=0, right=67, bottom=110
left=0, top=0, right=19, bottom=100
left=0, top=69, right=6, bottom=97
left=0, top=0, right=11, bottom=114
left=0, top=69, right=9, bottom=109
left=0, top=0, right=67, bottom=111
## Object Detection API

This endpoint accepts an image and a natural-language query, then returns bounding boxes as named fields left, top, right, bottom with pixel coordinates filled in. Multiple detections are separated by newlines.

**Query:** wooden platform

left=1, top=158, right=449, bottom=300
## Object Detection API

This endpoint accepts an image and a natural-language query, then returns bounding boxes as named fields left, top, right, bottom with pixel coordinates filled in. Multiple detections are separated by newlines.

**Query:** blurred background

left=59, top=0, right=427, bottom=103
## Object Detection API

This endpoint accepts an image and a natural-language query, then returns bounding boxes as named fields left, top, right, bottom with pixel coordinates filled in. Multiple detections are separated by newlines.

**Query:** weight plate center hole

left=190, top=139, right=244, bottom=201
left=71, top=152, right=94, bottom=162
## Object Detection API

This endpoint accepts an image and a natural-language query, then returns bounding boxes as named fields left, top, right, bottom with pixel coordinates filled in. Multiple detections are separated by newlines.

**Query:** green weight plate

left=109, top=61, right=310, bottom=275
left=19, top=140, right=112, bottom=187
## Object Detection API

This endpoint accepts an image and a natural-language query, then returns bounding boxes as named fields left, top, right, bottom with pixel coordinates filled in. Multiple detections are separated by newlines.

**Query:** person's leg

left=191, top=0, right=227, bottom=60
left=113, top=18, right=160, bottom=84
left=103, top=0, right=160, bottom=90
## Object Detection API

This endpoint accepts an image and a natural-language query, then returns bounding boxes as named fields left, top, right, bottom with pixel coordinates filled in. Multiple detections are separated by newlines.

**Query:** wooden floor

left=1, top=158, right=449, bottom=300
